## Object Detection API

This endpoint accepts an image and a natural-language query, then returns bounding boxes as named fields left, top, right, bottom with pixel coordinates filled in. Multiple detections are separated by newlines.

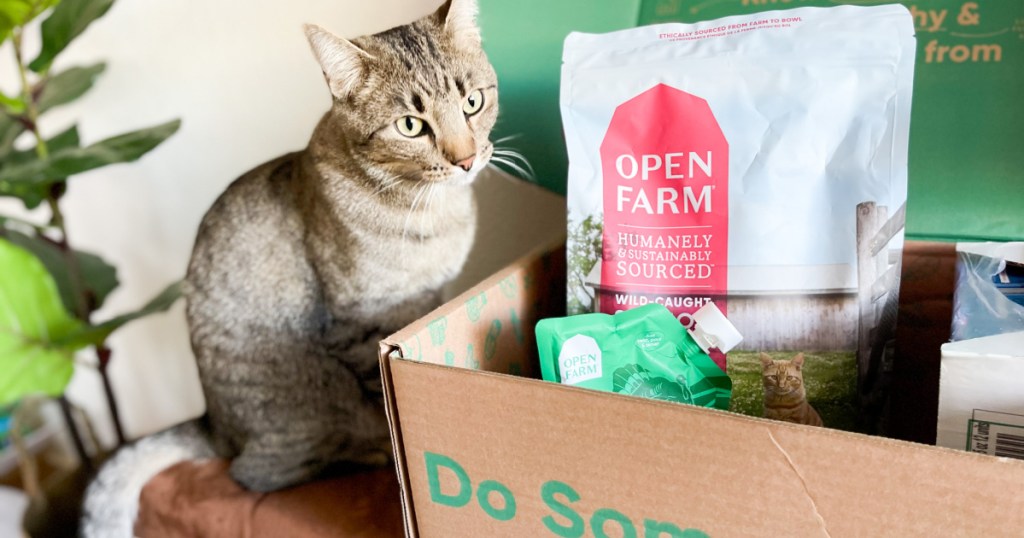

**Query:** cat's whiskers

left=491, top=146, right=535, bottom=179
left=492, top=134, right=521, bottom=145
left=495, top=149, right=536, bottom=173
left=402, top=182, right=430, bottom=242
left=352, top=173, right=404, bottom=217
left=430, top=183, right=441, bottom=236
left=372, top=174, right=404, bottom=197
left=492, top=146, right=530, bottom=165
left=421, top=182, right=440, bottom=239
left=419, top=183, right=432, bottom=240
left=489, top=156, right=534, bottom=181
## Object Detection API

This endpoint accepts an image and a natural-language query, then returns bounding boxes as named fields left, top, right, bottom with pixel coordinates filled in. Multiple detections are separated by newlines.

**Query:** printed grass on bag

left=728, top=351, right=859, bottom=432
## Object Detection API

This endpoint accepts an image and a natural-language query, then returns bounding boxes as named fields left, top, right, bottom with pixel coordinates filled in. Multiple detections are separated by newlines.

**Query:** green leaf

left=58, top=280, right=181, bottom=347
left=0, top=1, right=33, bottom=24
left=0, top=92, right=26, bottom=115
left=0, top=114, right=26, bottom=162
left=36, top=63, right=106, bottom=113
left=0, top=237, right=86, bottom=406
left=0, top=0, right=33, bottom=41
left=0, top=119, right=180, bottom=186
left=3, top=124, right=80, bottom=168
left=29, top=0, right=114, bottom=73
left=0, top=0, right=60, bottom=42
left=1, top=228, right=118, bottom=315
left=0, top=182, right=46, bottom=209
left=0, top=125, right=80, bottom=208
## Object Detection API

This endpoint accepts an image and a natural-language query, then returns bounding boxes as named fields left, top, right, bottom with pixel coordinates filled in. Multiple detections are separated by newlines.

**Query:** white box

left=938, top=329, right=1024, bottom=452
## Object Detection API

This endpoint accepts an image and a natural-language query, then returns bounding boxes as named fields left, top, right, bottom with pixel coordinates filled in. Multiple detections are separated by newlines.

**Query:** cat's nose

left=454, top=154, right=476, bottom=172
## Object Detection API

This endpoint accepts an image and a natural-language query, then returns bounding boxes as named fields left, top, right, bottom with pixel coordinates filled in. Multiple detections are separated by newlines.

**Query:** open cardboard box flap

left=379, top=171, right=1024, bottom=537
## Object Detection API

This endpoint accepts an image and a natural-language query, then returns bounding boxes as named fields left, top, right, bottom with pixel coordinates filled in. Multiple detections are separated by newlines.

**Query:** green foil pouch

left=536, top=303, right=731, bottom=410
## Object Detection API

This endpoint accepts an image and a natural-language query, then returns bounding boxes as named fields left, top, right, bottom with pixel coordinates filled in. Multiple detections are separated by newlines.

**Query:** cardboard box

left=937, top=243, right=1024, bottom=453
left=938, top=331, right=1024, bottom=454
left=379, top=174, right=1024, bottom=537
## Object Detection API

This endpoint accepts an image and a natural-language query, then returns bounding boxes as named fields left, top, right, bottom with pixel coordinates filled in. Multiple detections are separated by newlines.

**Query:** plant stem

left=12, top=30, right=92, bottom=321
left=12, top=23, right=128, bottom=448
left=50, top=198, right=91, bottom=320
left=0, top=214, right=54, bottom=237
left=11, top=29, right=47, bottom=159
left=58, top=396, right=94, bottom=473
left=96, top=344, right=127, bottom=445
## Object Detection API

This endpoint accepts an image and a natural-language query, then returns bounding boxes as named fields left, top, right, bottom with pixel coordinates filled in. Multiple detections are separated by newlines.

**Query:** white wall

left=1, top=0, right=440, bottom=447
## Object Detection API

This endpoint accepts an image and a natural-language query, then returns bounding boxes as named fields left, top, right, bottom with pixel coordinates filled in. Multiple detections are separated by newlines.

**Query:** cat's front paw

left=350, top=443, right=393, bottom=467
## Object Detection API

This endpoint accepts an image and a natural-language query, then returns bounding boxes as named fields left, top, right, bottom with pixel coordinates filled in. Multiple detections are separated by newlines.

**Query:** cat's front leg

left=227, top=392, right=392, bottom=491
left=322, top=320, right=389, bottom=390
left=229, top=437, right=326, bottom=492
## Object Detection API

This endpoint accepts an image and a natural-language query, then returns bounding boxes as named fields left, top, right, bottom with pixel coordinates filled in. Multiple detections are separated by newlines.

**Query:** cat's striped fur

left=82, top=1, right=497, bottom=533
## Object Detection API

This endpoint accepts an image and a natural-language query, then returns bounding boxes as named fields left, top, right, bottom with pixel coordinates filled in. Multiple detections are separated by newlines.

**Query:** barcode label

left=994, top=432, right=1024, bottom=459
left=969, top=410, right=1024, bottom=460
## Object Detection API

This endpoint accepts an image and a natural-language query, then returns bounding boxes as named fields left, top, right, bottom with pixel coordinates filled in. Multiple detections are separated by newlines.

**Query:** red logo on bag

left=598, top=84, right=729, bottom=368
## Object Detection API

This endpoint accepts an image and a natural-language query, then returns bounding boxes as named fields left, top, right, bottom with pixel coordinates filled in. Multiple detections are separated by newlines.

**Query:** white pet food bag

left=560, top=5, right=915, bottom=432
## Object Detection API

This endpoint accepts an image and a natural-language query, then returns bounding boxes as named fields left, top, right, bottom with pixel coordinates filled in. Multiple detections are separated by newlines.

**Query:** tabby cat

left=760, top=352, right=823, bottom=427
left=82, top=0, right=497, bottom=533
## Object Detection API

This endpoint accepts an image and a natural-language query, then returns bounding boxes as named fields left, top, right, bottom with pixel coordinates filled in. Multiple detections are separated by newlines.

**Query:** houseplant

left=0, top=0, right=181, bottom=458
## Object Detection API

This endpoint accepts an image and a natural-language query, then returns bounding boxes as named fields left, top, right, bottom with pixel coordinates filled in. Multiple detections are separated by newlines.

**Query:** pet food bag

left=560, top=5, right=915, bottom=432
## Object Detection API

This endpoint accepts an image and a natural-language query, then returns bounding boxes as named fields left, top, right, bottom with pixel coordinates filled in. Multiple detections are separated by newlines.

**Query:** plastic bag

left=559, top=4, right=915, bottom=431
left=536, top=303, right=732, bottom=410
left=952, top=244, right=1024, bottom=341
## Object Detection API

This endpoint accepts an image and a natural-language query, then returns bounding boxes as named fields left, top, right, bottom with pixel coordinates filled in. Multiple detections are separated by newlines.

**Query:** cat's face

left=760, top=352, right=805, bottom=395
left=306, top=0, right=498, bottom=186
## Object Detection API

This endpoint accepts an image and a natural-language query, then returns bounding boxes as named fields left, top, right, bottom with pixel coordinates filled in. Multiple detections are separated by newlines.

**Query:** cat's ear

left=304, top=24, right=374, bottom=99
left=433, top=0, right=482, bottom=48
left=792, top=353, right=805, bottom=368
left=759, top=353, right=773, bottom=367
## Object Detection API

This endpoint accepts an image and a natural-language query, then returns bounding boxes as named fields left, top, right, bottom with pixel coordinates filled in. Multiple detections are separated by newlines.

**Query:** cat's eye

left=396, top=116, right=426, bottom=137
left=463, top=89, right=484, bottom=115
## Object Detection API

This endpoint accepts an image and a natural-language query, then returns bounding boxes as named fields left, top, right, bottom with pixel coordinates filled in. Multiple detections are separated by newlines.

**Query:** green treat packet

left=536, top=303, right=731, bottom=410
